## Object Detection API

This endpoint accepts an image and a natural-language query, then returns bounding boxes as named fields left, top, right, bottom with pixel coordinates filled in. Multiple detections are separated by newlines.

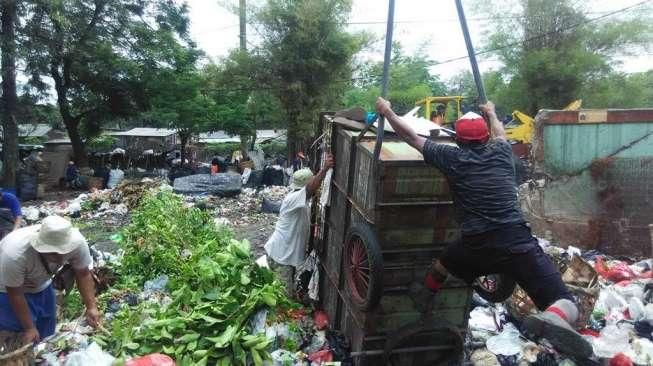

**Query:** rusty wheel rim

left=346, top=236, right=370, bottom=304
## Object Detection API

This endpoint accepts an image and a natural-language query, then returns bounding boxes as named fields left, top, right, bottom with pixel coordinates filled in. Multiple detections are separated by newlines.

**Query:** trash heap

left=467, top=241, right=653, bottom=366
left=20, top=187, right=329, bottom=366
left=187, top=186, right=291, bottom=254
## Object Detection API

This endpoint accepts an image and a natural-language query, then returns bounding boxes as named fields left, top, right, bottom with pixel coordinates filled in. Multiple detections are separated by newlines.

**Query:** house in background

left=107, top=128, right=178, bottom=152
left=198, top=129, right=287, bottom=145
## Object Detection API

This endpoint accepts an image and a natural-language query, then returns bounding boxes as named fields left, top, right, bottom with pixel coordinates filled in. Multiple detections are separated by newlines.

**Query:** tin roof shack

left=108, top=128, right=178, bottom=153
left=522, top=108, right=653, bottom=257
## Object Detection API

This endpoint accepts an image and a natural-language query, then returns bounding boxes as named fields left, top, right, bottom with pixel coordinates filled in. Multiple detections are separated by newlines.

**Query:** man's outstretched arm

left=375, top=97, right=427, bottom=152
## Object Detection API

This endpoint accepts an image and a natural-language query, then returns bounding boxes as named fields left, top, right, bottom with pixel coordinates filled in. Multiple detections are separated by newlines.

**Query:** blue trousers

left=0, top=284, right=56, bottom=337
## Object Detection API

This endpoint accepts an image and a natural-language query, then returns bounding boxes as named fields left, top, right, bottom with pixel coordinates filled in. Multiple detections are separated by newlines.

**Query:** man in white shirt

left=264, top=153, right=334, bottom=296
left=0, top=216, right=101, bottom=344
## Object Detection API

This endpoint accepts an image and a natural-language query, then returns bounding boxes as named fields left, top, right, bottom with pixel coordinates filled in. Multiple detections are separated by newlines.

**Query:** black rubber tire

left=344, top=223, right=384, bottom=311
left=472, top=274, right=517, bottom=303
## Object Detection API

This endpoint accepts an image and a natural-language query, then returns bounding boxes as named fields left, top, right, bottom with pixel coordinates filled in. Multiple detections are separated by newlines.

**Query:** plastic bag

left=592, top=324, right=633, bottom=358
left=595, top=257, right=638, bottom=283
left=470, top=349, right=500, bottom=366
left=486, top=323, right=524, bottom=356
left=307, top=349, right=333, bottom=364
left=469, top=306, right=499, bottom=333
left=144, top=275, right=169, bottom=293
left=125, top=354, right=175, bottom=366
left=608, top=353, right=633, bottom=366
left=64, top=343, right=115, bottom=366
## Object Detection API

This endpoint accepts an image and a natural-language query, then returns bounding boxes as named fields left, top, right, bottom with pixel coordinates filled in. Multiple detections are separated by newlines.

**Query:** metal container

left=317, top=121, right=472, bottom=366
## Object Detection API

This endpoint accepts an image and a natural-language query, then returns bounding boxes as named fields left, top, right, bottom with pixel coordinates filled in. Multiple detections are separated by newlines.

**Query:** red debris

left=308, top=349, right=333, bottom=363
left=594, top=257, right=638, bottom=283
left=125, top=354, right=176, bottom=366
left=314, top=310, right=329, bottom=330
left=609, top=353, right=633, bottom=366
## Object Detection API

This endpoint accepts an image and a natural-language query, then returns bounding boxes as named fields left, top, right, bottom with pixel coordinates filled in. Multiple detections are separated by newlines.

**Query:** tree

left=1, top=0, right=18, bottom=188
left=345, top=44, right=448, bottom=114
left=254, top=0, right=364, bottom=156
left=146, top=61, right=215, bottom=167
left=203, top=51, right=283, bottom=158
left=581, top=70, right=653, bottom=108
left=477, top=0, right=652, bottom=114
left=21, top=0, right=193, bottom=167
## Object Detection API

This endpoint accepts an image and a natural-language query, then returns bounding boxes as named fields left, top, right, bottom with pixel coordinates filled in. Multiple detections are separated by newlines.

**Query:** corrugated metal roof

left=18, top=124, right=52, bottom=137
left=108, top=128, right=177, bottom=137
left=199, top=130, right=287, bottom=144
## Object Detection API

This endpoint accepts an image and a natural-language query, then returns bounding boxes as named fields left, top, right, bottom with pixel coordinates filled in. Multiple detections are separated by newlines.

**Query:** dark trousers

left=440, top=223, right=573, bottom=310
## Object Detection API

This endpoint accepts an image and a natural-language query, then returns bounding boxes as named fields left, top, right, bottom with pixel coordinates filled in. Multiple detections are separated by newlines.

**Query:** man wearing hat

left=375, top=97, right=592, bottom=359
left=264, top=153, right=334, bottom=296
left=0, top=216, right=100, bottom=344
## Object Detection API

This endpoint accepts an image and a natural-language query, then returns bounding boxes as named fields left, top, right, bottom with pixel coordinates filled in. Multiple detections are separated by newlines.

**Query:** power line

left=430, top=0, right=652, bottom=67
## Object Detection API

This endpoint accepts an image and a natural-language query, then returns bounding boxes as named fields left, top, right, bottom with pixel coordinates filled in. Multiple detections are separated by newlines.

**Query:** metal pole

left=373, top=0, right=395, bottom=161
left=239, top=0, right=246, bottom=51
left=454, top=0, right=486, bottom=104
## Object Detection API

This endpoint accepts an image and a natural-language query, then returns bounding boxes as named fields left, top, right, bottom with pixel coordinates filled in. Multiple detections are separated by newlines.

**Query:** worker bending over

left=264, top=154, right=334, bottom=297
left=375, top=97, right=592, bottom=359
left=0, top=216, right=101, bottom=344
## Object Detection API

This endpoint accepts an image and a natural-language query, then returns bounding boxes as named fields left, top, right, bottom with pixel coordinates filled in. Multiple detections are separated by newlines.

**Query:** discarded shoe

left=522, top=311, right=593, bottom=360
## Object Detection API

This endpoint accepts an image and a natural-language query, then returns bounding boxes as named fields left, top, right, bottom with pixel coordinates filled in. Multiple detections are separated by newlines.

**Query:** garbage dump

left=2, top=178, right=651, bottom=366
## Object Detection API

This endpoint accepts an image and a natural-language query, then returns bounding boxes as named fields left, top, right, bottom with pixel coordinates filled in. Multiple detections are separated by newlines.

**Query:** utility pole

left=239, top=0, right=246, bottom=51
left=1, top=0, right=18, bottom=190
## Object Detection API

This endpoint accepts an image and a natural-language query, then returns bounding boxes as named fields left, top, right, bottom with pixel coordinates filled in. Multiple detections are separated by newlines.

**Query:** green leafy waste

left=94, top=191, right=293, bottom=365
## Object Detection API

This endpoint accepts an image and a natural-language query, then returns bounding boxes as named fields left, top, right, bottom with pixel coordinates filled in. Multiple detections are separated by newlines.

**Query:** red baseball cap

left=455, top=112, right=489, bottom=143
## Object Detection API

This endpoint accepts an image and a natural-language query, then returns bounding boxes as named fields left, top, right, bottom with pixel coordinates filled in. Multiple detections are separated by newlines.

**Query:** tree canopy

left=20, top=0, right=195, bottom=166
left=254, top=0, right=365, bottom=155
left=474, top=0, right=653, bottom=114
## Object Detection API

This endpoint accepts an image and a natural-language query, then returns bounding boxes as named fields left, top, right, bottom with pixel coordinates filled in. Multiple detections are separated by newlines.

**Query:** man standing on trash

left=0, top=216, right=101, bottom=344
left=264, top=153, right=334, bottom=297
left=375, top=97, right=592, bottom=359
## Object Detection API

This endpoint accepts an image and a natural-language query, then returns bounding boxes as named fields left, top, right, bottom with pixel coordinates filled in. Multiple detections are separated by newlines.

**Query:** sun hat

left=455, top=111, right=490, bottom=143
left=290, top=168, right=314, bottom=191
left=30, top=216, right=86, bottom=254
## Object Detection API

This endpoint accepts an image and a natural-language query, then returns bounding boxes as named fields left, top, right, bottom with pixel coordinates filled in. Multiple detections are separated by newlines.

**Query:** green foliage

left=87, top=135, right=118, bottom=152
left=19, top=136, right=46, bottom=145
left=254, top=0, right=366, bottom=153
left=261, top=141, right=287, bottom=157
left=60, top=289, right=84, bottom=321
left=96, top=192, right=291, bottom=364
left=20, top=0, right=196, bottom=165
left=582, top=70, right=653, bottom=108
left=344, top=44, right=447, bottom=115
left=202, top=51, right=284, bottom=156
left=475, top=0, right=653, bottom=114
left=204, top=143, right=241, bottom=158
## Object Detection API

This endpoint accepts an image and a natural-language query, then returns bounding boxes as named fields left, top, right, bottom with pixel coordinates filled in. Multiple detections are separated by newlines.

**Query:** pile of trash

left=467, top=240, right=653, bottom=365
left=184, top=185, right=291, bottom=254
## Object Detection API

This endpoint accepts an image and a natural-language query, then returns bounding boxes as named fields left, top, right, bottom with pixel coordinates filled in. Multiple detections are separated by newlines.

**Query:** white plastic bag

left=64, top=343, right=114, bottom=366
left=486, top=323, right=524, bottom=356
left=592, top=324, right=632, bottom=358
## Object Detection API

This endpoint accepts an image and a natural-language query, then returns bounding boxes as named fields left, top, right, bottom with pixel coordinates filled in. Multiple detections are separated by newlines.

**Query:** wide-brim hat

left=30, top=216, right=86, bottom=254
left=290, top=168, right=314, bottom=190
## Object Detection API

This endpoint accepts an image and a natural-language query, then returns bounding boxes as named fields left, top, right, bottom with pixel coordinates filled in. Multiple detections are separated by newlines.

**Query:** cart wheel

left=344, top=224, right=384, bottom=311
left=472, top=274, right=516, bottom=303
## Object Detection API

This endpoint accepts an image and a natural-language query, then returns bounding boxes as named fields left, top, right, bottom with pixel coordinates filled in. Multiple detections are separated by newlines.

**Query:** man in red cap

left=375, top=97, right=592, bottom=360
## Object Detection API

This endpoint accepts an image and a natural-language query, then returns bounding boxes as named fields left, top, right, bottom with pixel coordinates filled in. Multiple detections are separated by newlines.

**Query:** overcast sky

left=187, top=0, right=652, bottom=80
